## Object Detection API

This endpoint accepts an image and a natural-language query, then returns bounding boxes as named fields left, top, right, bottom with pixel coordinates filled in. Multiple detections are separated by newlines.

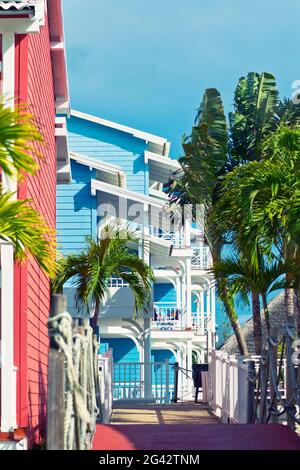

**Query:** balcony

left=152, top=303, right=184, bottom=330
left=191, top=246, right=212, bottom=270
left=149, top=227, right=184, bottom=249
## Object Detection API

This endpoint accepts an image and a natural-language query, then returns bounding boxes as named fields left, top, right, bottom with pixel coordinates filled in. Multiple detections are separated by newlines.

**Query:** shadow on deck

left=93, top=402, right=300, bottom=451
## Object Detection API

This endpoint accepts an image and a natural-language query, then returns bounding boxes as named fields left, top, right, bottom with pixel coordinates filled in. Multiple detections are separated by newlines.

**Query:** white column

left=1, top=32, right=16, bottom=432
left=186, top=259, right=192, bottom=328
left=211, top=283, right=216, bottom=336
left=1, top=243, right=16, bottom=432
left=176, top=275, right=181, bottom=310
left=142, top=204, right=152, bottom=399
left=184, top=205, right=192, bottom=248
left=143, top=317, right=152, bottom=399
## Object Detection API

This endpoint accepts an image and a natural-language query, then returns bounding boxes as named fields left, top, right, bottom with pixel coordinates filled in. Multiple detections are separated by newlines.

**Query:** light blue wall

left=100, top=338, right=139, bottom=363
left=67, top=116, right=148, bottom=194
left=57, top=116, right=150, bottom=255
left=151, top=350, right=176, bottom=385
left=57, top=161, right=97, bottom=255
left=154, top=283, right=176, bottom=304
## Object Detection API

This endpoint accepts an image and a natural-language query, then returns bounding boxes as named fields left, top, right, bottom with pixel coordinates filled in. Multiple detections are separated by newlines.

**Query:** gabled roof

left=71, top=109, right=170, bottom=151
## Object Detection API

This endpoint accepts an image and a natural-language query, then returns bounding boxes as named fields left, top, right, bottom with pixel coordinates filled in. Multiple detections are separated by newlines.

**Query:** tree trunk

left=261, top=293, right=271, bottom=335
left=222, top=292, right=249, bottom=356
left=252, top=292, right=262, bottom=355
left=91, top=298, right=100, bottom=334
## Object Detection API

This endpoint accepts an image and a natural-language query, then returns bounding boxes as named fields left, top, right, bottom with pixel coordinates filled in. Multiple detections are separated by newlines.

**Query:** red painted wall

left=14, top=15, right=56, bottom=445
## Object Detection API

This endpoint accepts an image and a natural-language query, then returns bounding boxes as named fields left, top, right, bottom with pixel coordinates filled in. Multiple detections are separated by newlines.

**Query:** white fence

left=98, top=349, right=113, bottom=424
left=209, top=350, right=249, bottom=423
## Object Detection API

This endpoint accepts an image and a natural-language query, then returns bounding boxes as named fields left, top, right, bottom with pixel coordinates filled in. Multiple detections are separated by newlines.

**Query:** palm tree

left=167, top=88, right=249, bottom=355
left=211, top=126, right=300, bottom=333
left=52, top=225, right=155, bottom=332
left=0, top=101, right=56, bottom=276
left=213, top=254, right=291, bottom=353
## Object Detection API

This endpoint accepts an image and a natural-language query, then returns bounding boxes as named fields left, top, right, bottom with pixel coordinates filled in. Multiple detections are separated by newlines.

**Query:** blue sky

left=62, top=0, right=300, bottom=156
left=61, top=0, right=298, bottom=334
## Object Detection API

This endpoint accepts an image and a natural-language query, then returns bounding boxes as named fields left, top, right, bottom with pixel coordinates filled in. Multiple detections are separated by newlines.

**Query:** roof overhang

left=48, top=0, right=70, bottom=115
left=0, top=0, right=45, bottom=31
left=91, top=178, right=166, bottom=209
left=71, top=109, right=169, bottom=151
left=70, top=152, right=126, bottom=189
left=145, top=150, right=182, bottom=184
left=55, top=116, right=71, bottom=183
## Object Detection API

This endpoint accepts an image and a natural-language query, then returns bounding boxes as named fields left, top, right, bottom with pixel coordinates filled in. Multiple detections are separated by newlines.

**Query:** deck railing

left=149, top=226, right=185, bottom=248
left=113, top=361, right=174, bottom=404
left=152, top=303, right=184, bottom=330
left=208, top=350, right=249, bottom=423
left=98, top=349, right=113, bottom=424
left=191, top=246, right=212, bottom=270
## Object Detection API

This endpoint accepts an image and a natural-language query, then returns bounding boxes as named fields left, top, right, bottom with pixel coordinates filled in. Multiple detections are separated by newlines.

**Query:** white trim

left=71, top=109, right=169, bottom=148
left=145, top=150, right=181, bottom=170
left=91, top=179, right=166, bottom=209
left=0, top=243, right=16, bottom=432
left=70, top=151, right=126, bottom=187
left=1, top=32, right=17, bottom=432
left=0, top=17, right=42, bottom=33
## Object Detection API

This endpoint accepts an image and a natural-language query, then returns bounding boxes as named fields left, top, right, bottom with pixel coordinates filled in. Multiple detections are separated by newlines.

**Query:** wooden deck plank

left=92, top=403, right=300, bottom=450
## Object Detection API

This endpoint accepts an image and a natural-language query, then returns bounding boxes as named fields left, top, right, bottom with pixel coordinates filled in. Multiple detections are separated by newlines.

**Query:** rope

left=249, top=324, right=300, bottom=427
left=48, top=312, right=100, bottom=450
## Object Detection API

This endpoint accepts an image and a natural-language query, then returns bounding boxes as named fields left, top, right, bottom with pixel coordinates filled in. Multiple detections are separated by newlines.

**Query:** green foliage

left=0, top=102, right=42, bottom=177
left=0, top=102, right=55, bottom=276
left=0, top=191, right=56, bottom=276
left=52, top=224, right=155, bottom=322
left=167, top=71, right=300, bottom=351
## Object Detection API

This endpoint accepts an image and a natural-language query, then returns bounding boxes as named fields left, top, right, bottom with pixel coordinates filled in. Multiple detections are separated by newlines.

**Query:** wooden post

left=173, top=362, right=179, bottom=403
left=270, top=327, right=278, bottom=424
left=285, top=322, right=296, bottom=430
left=165, top=359, right=170, bottom=404
left=247, top=360, right=256, bottom=423
left=47, top=294, right=67, bottom=450
left=259, top=352, right=268, bottom=423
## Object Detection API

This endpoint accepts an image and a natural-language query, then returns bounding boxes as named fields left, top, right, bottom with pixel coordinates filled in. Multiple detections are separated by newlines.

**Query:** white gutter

left=71, top=109, right=168, bottom=148
left=70, top=152, right=126, bottom=189
left=91, top=179, right=166, bottom=209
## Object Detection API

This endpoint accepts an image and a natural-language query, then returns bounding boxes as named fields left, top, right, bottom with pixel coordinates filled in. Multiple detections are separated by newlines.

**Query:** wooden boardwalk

left=93, top=402, right=300, bottom=451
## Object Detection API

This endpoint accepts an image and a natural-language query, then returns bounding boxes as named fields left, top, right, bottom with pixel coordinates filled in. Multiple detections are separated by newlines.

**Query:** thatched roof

left=220, top=292, right=295, bottom=355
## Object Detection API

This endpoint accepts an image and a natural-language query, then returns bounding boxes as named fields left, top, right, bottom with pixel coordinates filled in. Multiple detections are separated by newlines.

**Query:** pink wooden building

left=0, top=0, right=70, bottom=449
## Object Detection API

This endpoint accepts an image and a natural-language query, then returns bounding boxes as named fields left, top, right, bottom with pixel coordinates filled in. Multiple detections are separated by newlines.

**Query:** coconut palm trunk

left=222, top=295, right=248, bottom=356
left=92, top=297, right=100, bottom=334
left=261, top=293, right=271, bottom=335
left=220, top=284, right=248, bottom=356
left=252, top=292, right=262, bottom=355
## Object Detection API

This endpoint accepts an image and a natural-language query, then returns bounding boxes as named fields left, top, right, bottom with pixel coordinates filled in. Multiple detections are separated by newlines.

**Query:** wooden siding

left=57, top=161, right=96, bottom=255
left=67, top=116, right=148, bottom=195
left=14, top=14, right=56, bottom=445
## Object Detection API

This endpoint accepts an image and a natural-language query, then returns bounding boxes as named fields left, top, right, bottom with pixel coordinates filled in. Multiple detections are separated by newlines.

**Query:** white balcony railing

left=191, top=246, right=212, bottom=270
left=149, top=227, right=184, bottom=248
left=152, top=303, right=184, bottom=330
